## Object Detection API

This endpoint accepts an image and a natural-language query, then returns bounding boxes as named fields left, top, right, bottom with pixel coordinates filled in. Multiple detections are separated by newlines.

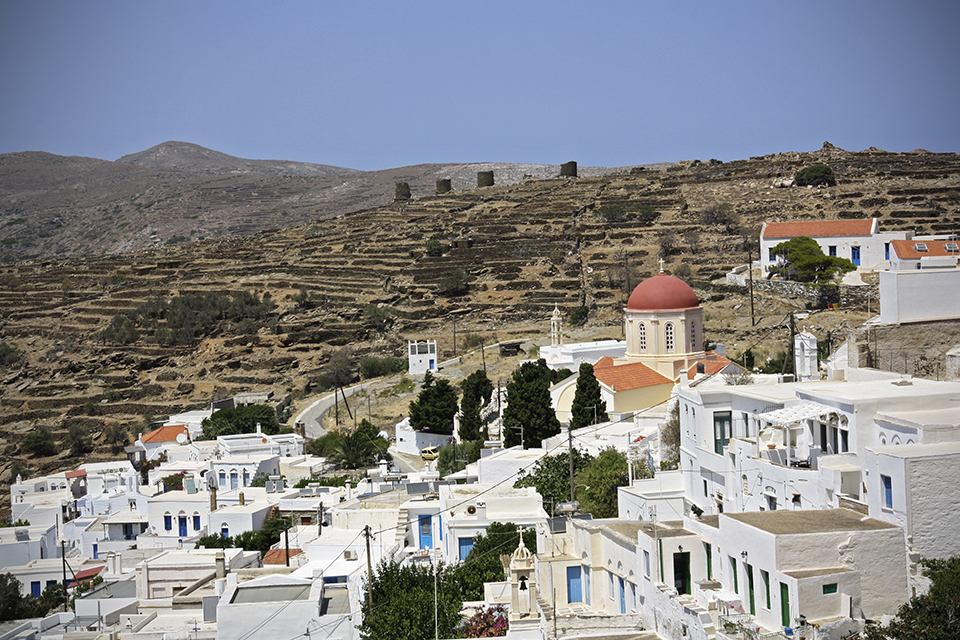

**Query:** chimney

left=215, top=551, right=226, bottom=579
left=210, top=486, right=218, bottom=512
left=346, top=481, right=353, bottom=501
left=238, top=491, right=245, bottom=506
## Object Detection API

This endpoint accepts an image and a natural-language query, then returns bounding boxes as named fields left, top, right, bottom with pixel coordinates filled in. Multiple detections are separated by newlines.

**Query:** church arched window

left=638, top=323, right=646, bottom=352
left=665, top=322, right=675, bottom=352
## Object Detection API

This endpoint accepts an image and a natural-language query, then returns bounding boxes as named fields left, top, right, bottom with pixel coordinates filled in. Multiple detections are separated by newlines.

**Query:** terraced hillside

left=1, top=143, right=958, bottom=505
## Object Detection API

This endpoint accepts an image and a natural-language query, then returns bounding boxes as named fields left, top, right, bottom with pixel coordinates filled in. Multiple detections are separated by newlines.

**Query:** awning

left=757, top=401, right=834, bottom=427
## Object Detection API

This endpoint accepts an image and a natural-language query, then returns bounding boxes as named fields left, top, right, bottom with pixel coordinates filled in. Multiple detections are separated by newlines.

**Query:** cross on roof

left=658, top=258, right=665, bottom=273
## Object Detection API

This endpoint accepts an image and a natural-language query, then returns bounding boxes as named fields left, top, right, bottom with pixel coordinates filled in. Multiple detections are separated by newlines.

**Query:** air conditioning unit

left=344, top=549, right=358, bottom=561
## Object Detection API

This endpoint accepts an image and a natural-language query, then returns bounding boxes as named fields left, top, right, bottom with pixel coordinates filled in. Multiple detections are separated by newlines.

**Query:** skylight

left=944, top=242, right=959, bottom=253
left=914, top=243, right=928, bottom=252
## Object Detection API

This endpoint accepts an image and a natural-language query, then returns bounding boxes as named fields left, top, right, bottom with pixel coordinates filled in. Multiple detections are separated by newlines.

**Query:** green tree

left=409, top=371, right=459, bottom=435
left=21, top=427, right=56, bottom=457
left=461, top=370, right=494, bottom=407
left=360, top=559, right=462, bottom=640
left=0, top=573, right=65, bottom=621
left=770, top=236, right=856, bottom=284
left=514, top=449, right=594, bottom=516
left=575, top=447, right=629, bottom=518
left=65, top=424, right=92, bottom=457
left=196, top=533, right=233, bottom=549
left=424, top=238, right=443, bottom=257
left=661, top=401, right=680, bottom=469
left=101, top=314, right=139, bottom=344
left=327, top=419, right=390, bottom=469
left=569, top=363, right=608, bottom=432
left=795, top=163, right=836, bottom=187
left=458, top=391, right=482, bottom=441
left=437, top=439, right=482, bottom=477
left=200, top=404, right=279, bottom=440
left=862, top=556, right=960, bottom=640
left=458, top=369, right=494, bottom=439
left=453, top=522, right=537, bottom=601
left=502, top=359, right=561, bottom=448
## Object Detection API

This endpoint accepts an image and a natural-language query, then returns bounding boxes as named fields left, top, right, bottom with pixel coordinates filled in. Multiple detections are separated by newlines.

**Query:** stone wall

left=721, top=274, right=877, bottom=309
left=849, top=319, right=960, bottom=379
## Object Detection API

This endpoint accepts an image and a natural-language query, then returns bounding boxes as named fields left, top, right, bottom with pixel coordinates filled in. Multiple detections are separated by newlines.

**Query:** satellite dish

left=176, top=433, right=188, bottom=445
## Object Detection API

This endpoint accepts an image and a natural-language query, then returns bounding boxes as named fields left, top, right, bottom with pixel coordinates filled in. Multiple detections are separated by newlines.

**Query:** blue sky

left=1, top=1, right=958, bottom=171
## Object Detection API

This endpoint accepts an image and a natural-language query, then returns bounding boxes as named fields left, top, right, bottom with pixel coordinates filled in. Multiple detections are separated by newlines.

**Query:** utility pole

left=317, top=503, right=324, bottom=536
left=364, top=525, right=374, bottom=609
left=747, top=240, right=756, bottom=326
left=284, top=519, right=290, bottom=567
left=61, top=540, right=68, bottom=611
left=568, top=424, right=575, bottom=504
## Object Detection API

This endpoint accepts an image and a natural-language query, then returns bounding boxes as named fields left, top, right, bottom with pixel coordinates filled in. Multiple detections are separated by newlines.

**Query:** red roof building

left=140, top=424, right=188, bottom=445
left=760, top=218, right=908, bottom=276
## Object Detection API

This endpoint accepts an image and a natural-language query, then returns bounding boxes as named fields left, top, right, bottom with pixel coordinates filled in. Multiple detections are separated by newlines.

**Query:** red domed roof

left=627, top=272, right=699, bottom=311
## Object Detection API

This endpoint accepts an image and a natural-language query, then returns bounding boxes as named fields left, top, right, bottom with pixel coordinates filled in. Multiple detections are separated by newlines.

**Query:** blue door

left=418, top=515, right=432, bottom=549
left=93, top=543, right=98, bottom=559
left=851, top=246, right=861, bottom=266
left=179, top=516, right=188, bottom=537
left=31, top=581, right=41, bottom=597
left=619, top=577, right=626, bottom=613
left=458, top=537, right=474, bottom=561
left=566, top=566, right=582, bottom=603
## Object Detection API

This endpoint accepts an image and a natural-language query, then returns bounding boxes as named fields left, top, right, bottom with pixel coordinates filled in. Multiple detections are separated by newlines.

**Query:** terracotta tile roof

left=687, top=355, right=739, bottom=380
left=65, top=469, right=87, bottom=479
left=593, top=356, right=616, bottom=370
left=763, top=219, right=876, bottom=239
left=140, top=424, right=188, bottom=444
left=67, top=564, right=105, bottom=587
left=594, top=361, right=674, bottom=391
left=890, top=239, right=960, bottom=260
left=262, top=548, right=304, bottom=565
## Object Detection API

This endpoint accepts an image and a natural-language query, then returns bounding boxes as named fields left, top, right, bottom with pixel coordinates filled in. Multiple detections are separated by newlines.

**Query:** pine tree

left=502, top=359, right=561, bottom=448
left=569, top=362, right=608, bottom=431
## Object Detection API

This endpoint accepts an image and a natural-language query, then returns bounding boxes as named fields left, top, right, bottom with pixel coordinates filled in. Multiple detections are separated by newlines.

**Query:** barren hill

left=116, top=141, right=361, bottom=177
left=1, top=142, right=958, bottom=510
left=0, top=143, right=638, bottom=263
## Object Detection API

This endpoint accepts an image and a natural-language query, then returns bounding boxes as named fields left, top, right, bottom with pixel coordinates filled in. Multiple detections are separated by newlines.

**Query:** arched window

left=218, top=470, right=226, bottom=487
left=665, top=323, right=675, bottom=353
left=242, top=470, right=250, bottom=486
left=221, top=524, right=229, bottom=538
left=638, top=323, right=647, bottom=352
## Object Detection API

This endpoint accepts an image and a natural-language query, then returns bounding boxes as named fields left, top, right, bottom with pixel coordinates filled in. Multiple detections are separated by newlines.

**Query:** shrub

left=595, top=205, right=626, bottom=223
left=359, top=355, right=406, bottom=379
left=21, top=427, right=56, bottom=457
left=424, top=238, right=443, bottom=257
left=0, top=342, right=21, bottom=367
left=437, top=269, right=469, bottom=296
left=796, top=163, right=836, bottom=187
left=65, top=424, right=92, bottom=457
left=568, top=305, right=591, bottom=327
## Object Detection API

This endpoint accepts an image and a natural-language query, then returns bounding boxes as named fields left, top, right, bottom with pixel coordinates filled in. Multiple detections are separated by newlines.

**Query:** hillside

left=1, top=142, right=959, bottom=511
left=0, top=142, right=637, bottom=263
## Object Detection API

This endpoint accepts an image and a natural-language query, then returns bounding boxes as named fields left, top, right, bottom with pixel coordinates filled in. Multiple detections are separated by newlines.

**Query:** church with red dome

left=618, top=270, right=707, bottom=380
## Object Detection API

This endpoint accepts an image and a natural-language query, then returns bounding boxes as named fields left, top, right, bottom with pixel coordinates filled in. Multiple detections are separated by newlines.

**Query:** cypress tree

left=569, top=362, right=608, bottom=431
left=409, top=371, right=459, bottom=435
left=502, top=359, right=561, bottom=448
